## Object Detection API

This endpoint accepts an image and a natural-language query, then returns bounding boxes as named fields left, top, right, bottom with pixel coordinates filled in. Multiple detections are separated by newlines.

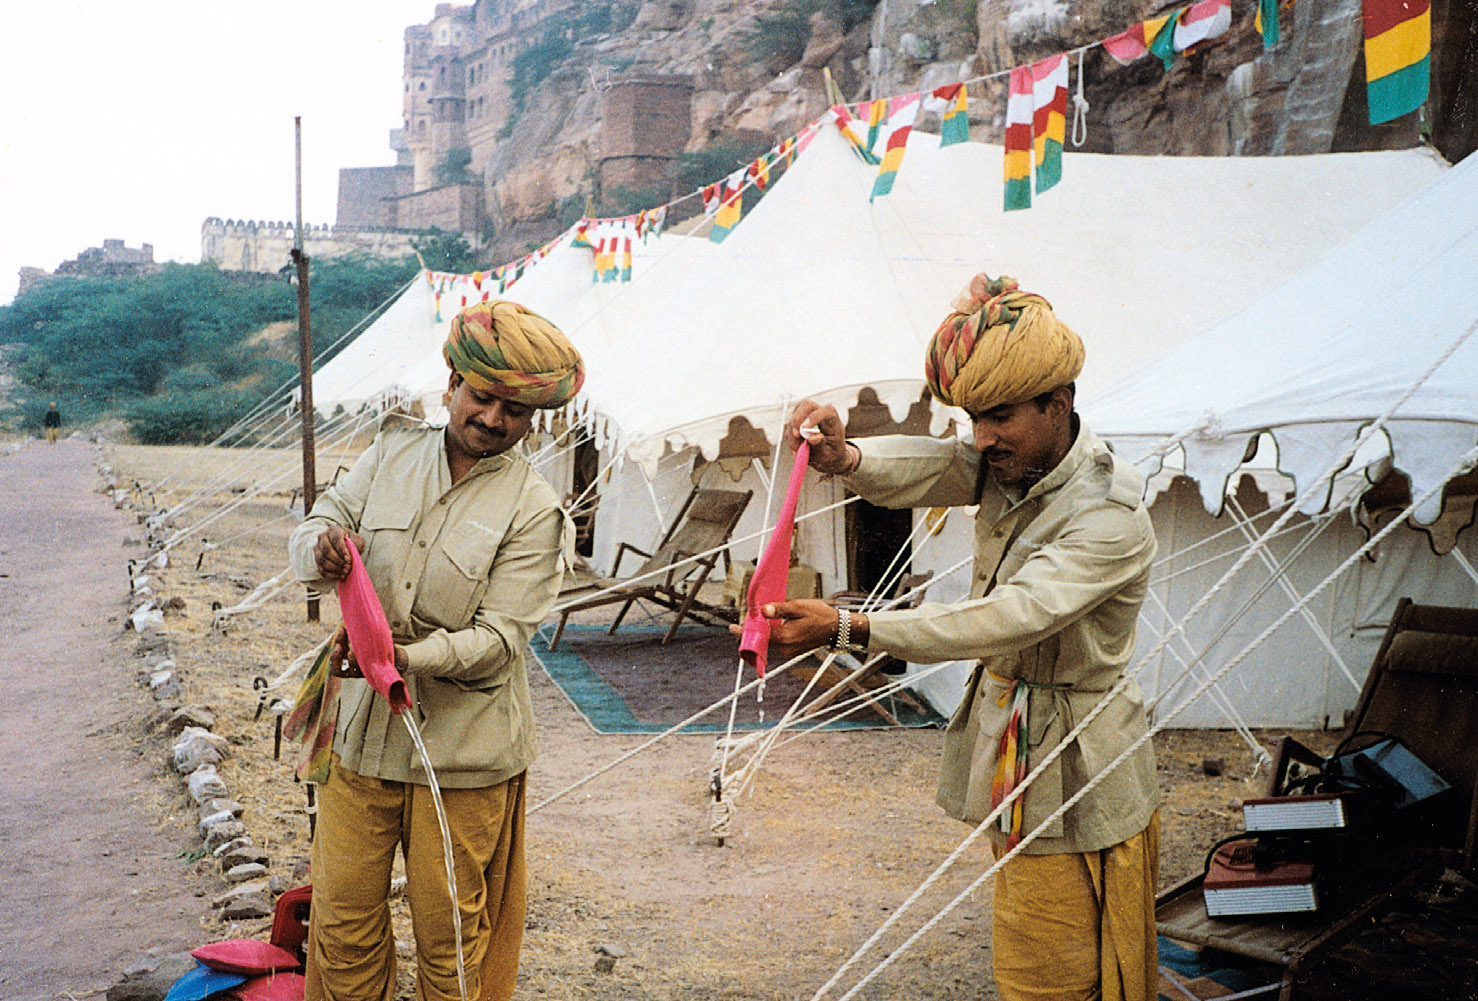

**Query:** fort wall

left=199, top=218, right=420, bottom=275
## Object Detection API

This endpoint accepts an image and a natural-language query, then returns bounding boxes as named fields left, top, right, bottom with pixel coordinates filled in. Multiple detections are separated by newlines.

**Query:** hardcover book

left=1242, top=793, right=1350, bottom=832
left=1203, top=840, right=1318, bottom=917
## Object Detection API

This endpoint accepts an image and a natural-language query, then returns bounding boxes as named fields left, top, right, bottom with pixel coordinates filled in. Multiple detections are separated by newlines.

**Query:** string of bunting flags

left=436, top=0, right=1426, bottom=299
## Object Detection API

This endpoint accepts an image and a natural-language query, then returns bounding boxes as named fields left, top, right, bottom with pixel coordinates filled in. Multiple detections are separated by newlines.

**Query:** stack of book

left=1203, top=840, right=1319, bottom=917
left=1241, top=792, right=1351, bottom=832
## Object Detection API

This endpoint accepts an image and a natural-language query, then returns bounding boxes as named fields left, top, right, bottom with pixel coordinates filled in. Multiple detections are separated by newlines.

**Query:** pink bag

left=338, top=545, right=412, bottom=714
left=739, top=441, right=810, bottom=677
left=190, top=939, right=300, bottom=975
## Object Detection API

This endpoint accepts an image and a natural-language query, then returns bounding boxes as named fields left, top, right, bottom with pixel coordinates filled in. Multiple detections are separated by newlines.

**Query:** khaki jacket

left=288, top=419, right=569, bottom=788
left=851, top=421, right=1159, bottom=853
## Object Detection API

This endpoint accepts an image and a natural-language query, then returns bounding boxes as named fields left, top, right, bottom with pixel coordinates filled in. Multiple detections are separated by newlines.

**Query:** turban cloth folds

left=924, top=274, right=1083, bottom=413
left=444, top=300, right=585, bottom=408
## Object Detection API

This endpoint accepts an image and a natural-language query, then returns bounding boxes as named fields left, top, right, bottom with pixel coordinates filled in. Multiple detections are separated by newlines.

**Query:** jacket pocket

left=410, top=671, right=529, bottom=779
left=417, top=520, right=503, bottom=629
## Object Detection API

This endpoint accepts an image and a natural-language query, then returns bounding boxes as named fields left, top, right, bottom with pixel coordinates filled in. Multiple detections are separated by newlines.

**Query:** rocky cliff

left=481, top=0, right=1475, bottom=264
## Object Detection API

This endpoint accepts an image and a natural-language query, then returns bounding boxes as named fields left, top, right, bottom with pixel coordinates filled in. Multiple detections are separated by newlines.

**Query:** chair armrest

left=612, top=542, right=652, bottom=575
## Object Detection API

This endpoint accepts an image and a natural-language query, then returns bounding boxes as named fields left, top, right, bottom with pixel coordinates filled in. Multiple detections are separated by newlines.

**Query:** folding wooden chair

left=547, top=486, right=752, bottom=649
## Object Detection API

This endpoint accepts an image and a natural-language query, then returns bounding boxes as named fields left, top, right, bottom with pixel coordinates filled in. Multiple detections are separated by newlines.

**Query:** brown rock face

left=471, top=0, right=1473, bottom=267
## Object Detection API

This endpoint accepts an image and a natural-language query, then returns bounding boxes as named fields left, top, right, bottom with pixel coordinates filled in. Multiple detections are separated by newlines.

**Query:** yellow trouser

left=991, top=812, right=1160, bottom=1001
left=45, top=428, right=58, bottom=443
left=306, top=755, right=527, bottom=1001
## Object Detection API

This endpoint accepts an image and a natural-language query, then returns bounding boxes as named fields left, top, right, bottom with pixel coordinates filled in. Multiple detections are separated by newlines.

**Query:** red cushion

left=228, top=972, right=306, bottom=1001
left=190, top=939, right=301, bottom=976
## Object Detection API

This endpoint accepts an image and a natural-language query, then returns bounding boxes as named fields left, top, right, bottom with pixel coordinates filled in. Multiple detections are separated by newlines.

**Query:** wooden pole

left=293, top=116, right=320, bottom=623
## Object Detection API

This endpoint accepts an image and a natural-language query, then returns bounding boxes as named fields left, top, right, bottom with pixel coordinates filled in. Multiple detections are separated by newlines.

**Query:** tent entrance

left=846, top=496, right=912, bottom=594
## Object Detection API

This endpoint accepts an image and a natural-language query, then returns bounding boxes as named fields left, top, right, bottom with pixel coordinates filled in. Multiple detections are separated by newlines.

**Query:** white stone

left=211, top=879, right=269, bottom=908
left=172, top=727, right=228, bottom=774
left=149, top=670, right=182, bottom=701
left=188, top=765, right=229, bottom=804
left=225, top=862, right=269, bottom=883
left=198, top=810, right=237, bottom=837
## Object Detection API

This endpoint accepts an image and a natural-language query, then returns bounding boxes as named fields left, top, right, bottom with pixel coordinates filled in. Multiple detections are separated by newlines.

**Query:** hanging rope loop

left=1071, top=48, right=1090, bottom=147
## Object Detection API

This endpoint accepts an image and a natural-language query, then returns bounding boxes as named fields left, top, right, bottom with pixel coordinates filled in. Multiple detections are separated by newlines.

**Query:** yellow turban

left=923, top=274, right=1083, bottom=412
left=443, top=300, right=584, bottom=408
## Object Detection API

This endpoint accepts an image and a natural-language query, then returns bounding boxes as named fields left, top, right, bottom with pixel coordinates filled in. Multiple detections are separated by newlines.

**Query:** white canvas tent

left=1080, top=150, right=1478, bottom=728
left=300, top=118, right=1450, bottom=725
left=562, top=122, right=1444, bottom=718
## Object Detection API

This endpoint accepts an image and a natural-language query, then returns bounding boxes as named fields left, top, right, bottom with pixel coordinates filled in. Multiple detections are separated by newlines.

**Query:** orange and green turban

left=444, top=300, right=584, bottom=408
left=923, top=274, right=1083, bottom=412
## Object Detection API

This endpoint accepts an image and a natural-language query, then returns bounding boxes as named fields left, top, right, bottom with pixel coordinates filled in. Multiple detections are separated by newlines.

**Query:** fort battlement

left=200, top=218, right=421, bottom=275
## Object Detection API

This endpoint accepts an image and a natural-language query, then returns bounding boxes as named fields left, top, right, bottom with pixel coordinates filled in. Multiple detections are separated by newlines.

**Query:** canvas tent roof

left=582, top=124, right=1445, bottom=472
left=1084, top=150, right=1478, bottom=523
left=309, top=119, right=1443, bottom=472
left=309, top=230, right=714, bottom=420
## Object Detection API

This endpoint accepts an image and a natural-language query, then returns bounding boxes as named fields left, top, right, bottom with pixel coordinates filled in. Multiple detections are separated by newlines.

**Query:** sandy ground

left=23, top=441, right=1351, bottom=1000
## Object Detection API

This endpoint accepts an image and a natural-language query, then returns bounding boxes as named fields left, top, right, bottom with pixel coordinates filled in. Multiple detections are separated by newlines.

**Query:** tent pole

left=293, top=115, right=319, bottom=623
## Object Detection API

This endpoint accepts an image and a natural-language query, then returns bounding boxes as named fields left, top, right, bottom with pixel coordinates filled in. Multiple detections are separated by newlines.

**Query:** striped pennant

left=709, top=169, right=746, bottom=243
left=644, top=205, right=666, bottom=240
left=748, top=155, right=769, bottom=191
left=1364, top=0, right=1430, bottom=123
left=1256, top=0, right=1281, bottom=48
left=620, top=234, right=633, bottom=282
left=1147, top=9, right=1184, bottom=69
left=1173, top=0, right=1231, bottom=52
left=701, top=182, right=721, bottom=216
left=1103, top=14, right=1174, bottom=64
left=1004, top=65, right=1034, bottom=212
left=829, top=104, right=882, bottom=164
left=777, top=135, right=796, bottom=169
left=1030, top=55, right=1068, bottom=194
left=863, top=98, right=888, bottom=152
left=870, top=93, right=922, bottom=201
left=933, top=83, right=970, bottom=147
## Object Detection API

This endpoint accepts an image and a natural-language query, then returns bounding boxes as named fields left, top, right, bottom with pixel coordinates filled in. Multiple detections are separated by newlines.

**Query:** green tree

left=409, top=229, right=479, bottom=274
left=434, top=146, right=477, bottom=187
left=0, top=257, right=419, bottom=442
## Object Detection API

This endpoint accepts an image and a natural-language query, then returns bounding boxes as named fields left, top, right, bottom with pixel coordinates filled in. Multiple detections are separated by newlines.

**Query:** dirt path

left=0, top=440, right=204, bottom=1001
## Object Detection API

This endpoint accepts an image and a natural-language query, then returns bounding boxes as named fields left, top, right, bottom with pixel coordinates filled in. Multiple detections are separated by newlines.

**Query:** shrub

left=124, top=389, right=261, bottom=445
left=434, top=147, right=476, bottom=187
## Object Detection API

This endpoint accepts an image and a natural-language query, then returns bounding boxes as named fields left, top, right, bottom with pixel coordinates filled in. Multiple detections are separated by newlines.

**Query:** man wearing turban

left=289, top=300, right=584, bottom=1001
left=757, top=276, right=1160, bottom=1001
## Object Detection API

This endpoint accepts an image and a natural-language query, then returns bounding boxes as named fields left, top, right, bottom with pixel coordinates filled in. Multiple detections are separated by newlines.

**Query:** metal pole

left=294, top=116, right=320, bottom=622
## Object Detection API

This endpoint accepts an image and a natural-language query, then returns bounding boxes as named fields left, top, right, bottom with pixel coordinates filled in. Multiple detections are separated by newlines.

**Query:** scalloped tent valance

left=1085, top=150, right=1478, bottom=535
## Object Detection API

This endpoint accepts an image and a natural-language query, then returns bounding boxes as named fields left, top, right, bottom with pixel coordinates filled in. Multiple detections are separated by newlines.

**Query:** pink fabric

left=226, top=972, right=306, bottom=1001
left=190, top=939, right=301, bottom=976
left=338, top=545, right=412, bottom=714
left=739, top=441, right=810, bottom=678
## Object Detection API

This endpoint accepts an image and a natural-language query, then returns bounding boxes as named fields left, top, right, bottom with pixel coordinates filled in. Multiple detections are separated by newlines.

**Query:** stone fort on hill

left=200, top=1, right=693, bottom=277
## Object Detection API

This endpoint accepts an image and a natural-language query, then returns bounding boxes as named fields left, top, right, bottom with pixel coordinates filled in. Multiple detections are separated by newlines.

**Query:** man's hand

left=729, top=599, right=861, bottom=661
left=327, top=623, right=361, bottom=678
left=313, top=525, right=366, bottom=582
left=788, top=400, right=858, bottom=476
left=328, top=623, right=409, bottom=678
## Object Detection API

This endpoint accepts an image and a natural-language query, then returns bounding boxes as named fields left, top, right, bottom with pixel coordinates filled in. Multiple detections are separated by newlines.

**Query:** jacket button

left=405, top=581, right=413, bottom=589
left=418, top=540, right=427, bottom=548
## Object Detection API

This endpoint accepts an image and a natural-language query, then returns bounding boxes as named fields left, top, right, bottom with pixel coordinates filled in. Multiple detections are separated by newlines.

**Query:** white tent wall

left=1137, top=475, right=1478, bottom=728
left=587, top=444, right=851, bottom=591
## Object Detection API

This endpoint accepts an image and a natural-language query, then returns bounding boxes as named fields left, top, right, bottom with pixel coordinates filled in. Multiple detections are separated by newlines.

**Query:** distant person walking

left=42, top=403, right=62, bottom=444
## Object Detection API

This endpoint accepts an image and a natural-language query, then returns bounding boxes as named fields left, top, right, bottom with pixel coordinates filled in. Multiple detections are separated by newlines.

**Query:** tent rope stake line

left=808, top=312, right=1478, bottom=999
left=813, top=443, right=1478, bottom=1001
